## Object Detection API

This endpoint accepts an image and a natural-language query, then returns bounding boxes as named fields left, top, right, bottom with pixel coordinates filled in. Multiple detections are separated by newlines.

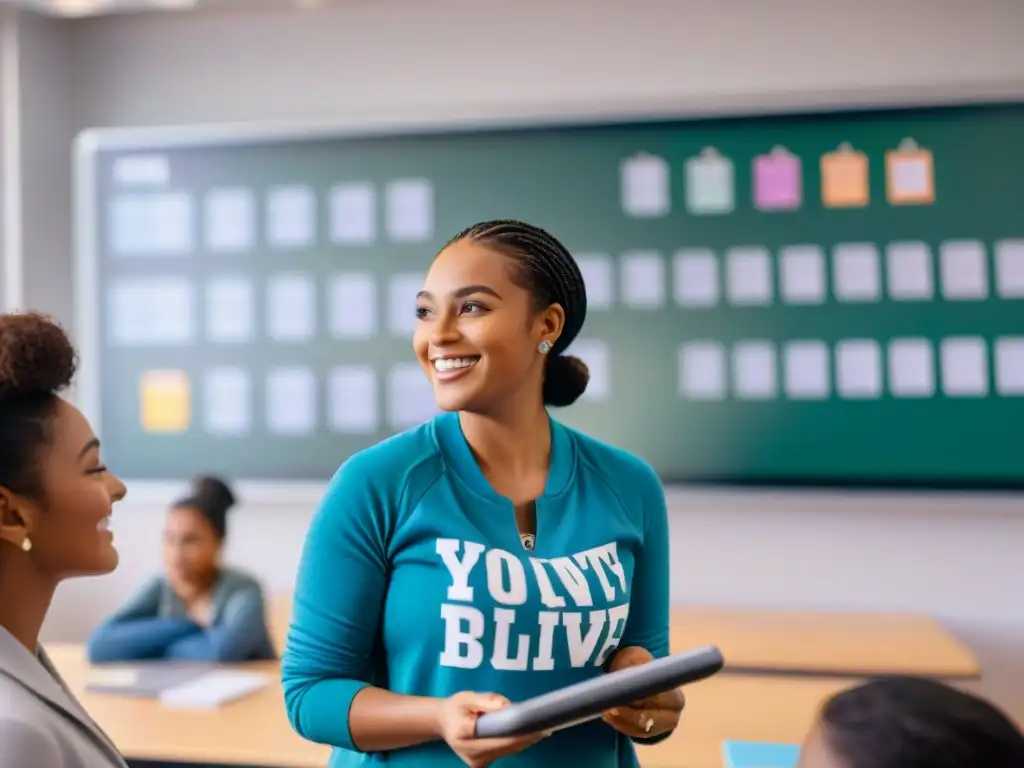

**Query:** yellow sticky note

left=821, top=142, right=869, bottom=208
left=886, top=138, right=935, bottom=205
left=140, top=370, right=190, bottom=433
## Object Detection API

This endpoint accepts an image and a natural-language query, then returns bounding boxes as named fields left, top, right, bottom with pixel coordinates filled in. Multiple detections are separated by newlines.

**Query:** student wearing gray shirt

left=0, top=312, right=129, bottom=768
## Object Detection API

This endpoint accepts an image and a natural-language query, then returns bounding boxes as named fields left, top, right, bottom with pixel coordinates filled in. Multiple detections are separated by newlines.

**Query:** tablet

left=474, top=644, right=724, bottom=739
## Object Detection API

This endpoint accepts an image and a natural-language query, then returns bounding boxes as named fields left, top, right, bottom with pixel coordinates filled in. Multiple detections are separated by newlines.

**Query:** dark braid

left=820, top=677, right=1024, bottom=768
left=444, top=220, right=590, bottom=407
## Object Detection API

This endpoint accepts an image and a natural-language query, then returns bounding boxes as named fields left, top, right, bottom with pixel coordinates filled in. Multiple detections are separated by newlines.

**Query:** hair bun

left=190, top=476, right=236, bottom=516
left=542, top=354, right=590, bottom=408
left=0, top=312, right=76, bottom=401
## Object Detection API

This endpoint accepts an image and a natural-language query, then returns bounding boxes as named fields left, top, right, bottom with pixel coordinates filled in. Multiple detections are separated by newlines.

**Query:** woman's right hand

left=437, top=691, right=548, bottom=768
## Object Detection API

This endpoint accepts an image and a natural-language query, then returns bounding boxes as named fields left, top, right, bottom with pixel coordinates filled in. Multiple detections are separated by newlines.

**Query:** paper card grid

left=387, top=364, right=437, bottom=428
left=779, top=246, right=825, bottom=305
left=726, top=248, right=773, bottom=306
left=385, top=179, right=434, bottom=242
left=886, top=241, right=933, bottom=300
left=108, top=278, right=194, bottom=346
left=564, top=339, right=610, bottom=401
left=994, top=337, right=1024, bottom=395
left=620, top=251, right=665, bottom=308
left=204, top=188, right=255, bottom=253
left=205, top=277, right=254, bottom=343
left=995, top=240, right=1024, bottom=298
left=784, top=341, right=830, bottom=399
left=203, top=368, right=251, bottom=436
left=673, top=250, right=719, bottom=308
left=678, top=342, right=726, bottom=400
left=940, top=337, right=988, bottom=397
left=887, top=339, right=934, bottom=398
left=836, top=340, right=881, bottom=399
left=685, top=148, right=735, bottom=215
left=266, top=273, right=316, bottom=342
left=732, top=342, right=777, bottom=400
left=329, top=366, right=378, bottom=432
left=266, top=367, right=317, bottom=434
left=620, top=154, right=670, bottom=218
left=266, top=185, right=316, bottom=248
left=939, top=241, right=988, bottom=300
left=833, top=243, right=881, bottom=302
left=329, top=273, right=377, bottom=338
left=389, top=273, right=425, bottom=336
left=109, top=193, right=194, bottom=256
left=329, top=182, right=377, bottom=245
left=576, top=254, right=614, bottom=309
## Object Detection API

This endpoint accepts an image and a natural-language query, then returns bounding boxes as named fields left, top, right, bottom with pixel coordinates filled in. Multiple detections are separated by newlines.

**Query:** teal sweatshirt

left=86, top=567, right=276, bottom=663
left=282, top=411, right=672, bottom=767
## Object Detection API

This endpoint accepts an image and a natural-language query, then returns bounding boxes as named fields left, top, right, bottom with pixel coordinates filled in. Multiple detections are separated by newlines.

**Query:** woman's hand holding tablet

left=601, top=646, right=686, bottom=739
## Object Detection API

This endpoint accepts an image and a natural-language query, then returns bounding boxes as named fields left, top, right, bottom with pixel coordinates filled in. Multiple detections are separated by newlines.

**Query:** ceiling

left=5, top=0, right=332, bottom=17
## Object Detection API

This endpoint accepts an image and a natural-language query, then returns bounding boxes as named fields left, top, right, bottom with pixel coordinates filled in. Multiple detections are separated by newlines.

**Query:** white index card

left=109, top=193, right=194, bottom=256
left=387, top=364, right=437, bottom=428
left=887, top=338, right=934, bottom=398
left=266, top=273, right=316, bottom=342
left=833, top=243, right=881, bottom=302
left=732, top=341, right=777, bottom=400
left=726, top=247, right=773, bottom=306
left=575, top=254, right=614, bottom=309
left=994, top=337, right=1024, bottom=396
left=329, top=366, right=378, bottom=432
left=564, top=339, right=610, bottom=402
left=329, top=182, right=376, bottom=245
left=940, top=240, right=988, bottom=300
left=329, top=273, right=376, bottom=339
left=205, top=276, right=254, bottom=343
left=204, top=188, right=255, bottom=253
left=265, top=366, right=316, bottom=435
left=204, top=368, right=251, bottom=436
left=995, top=240, right=1024, bottom=298
left=385, top=179, right=434, bottom=242
left=620, top=153, right=670, bottom=217
left=388, top=272, right=424, bottom=336
left=678, top=341, right=726, bottom=400
left=108, top=277, right=194, bottom=346
left=673, top=249, right=719, bottom=307
left=784, top=341, right=830, bottom=399
left=940, top=337, right=988, bottom=397
left=836, top=339, right=882, bottom=399
left=266, top=185, right=316, bottom=248
left=779, top=245, right=825, bottom=304
left=620, top=251, right=665, bottom=308
left=886, top=241, right=933, bottom=300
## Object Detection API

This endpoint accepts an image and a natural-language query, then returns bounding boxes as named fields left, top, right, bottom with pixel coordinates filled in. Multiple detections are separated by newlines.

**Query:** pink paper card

left=753, top=146, right=802, bottom=211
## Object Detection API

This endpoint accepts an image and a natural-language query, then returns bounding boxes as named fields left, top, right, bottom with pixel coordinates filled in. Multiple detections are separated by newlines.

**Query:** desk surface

left=47, top=644, right=330, bottom=767
left=48, top=643, right=844, bottom=768
left=671, top=607, right=981, bottom=678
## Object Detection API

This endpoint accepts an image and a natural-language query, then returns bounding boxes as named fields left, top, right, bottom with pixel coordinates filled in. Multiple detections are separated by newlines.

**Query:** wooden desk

left=46, top=644, right=329, bottom=767
left=671, top=607, right=981, bottom=679
left=636, top=673, right=850, bottom=768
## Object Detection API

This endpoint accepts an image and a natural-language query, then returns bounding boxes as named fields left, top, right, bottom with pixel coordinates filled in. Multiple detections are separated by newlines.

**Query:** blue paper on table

left=723, top=740, right=800, bottom=768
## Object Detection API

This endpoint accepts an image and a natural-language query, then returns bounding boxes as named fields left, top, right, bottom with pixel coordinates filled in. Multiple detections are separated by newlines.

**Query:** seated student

left=799, top=676, right=1024, bottom=768
left=86, top=476, right=275, bottom=663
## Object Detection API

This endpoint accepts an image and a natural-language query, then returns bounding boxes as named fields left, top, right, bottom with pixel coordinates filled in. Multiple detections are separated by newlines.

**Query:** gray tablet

left=474, top=645, right=724, bottom=739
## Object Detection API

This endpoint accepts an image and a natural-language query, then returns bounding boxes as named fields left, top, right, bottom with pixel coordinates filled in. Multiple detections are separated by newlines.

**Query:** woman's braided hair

left=444, top=220, right=589, bottom=407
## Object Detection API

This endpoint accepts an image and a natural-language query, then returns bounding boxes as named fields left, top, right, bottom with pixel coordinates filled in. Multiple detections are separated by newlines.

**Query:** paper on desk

left=722, top=740, right=800, bottom=768
left=158, top=670, right=268, bottom=710
left=87, top=668, right=140, bottom=687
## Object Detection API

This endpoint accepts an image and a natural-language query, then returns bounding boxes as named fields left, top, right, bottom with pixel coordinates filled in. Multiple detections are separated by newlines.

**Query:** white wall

left=10, top=0, right=1024, bottom=641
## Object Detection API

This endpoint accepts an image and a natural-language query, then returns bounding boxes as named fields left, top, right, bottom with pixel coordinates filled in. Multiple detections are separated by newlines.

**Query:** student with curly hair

left=87, top=475, right=275, bottom=663
left=0, top=312, right=129, bottom=768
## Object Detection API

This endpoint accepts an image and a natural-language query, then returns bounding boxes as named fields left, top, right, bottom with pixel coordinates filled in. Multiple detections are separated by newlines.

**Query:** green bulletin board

left=74, top=102, right=1024, bottom=488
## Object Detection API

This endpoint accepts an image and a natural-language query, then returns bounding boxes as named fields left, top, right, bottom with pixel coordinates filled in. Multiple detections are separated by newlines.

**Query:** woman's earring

left=20, top=537, right=32, bottom=553
left=538, top=340, right=552, bottom=355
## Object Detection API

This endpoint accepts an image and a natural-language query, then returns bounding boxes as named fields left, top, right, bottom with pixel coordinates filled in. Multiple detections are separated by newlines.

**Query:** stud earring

left=538, top=340, right=552, bottom=355
left=20, top=537, right=32, bottom=553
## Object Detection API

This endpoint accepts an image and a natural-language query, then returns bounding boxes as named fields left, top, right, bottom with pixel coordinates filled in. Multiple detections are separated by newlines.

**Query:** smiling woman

left=0, top=311, right=130, bottom=768
left=283, top=220, right=682, bottom=768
